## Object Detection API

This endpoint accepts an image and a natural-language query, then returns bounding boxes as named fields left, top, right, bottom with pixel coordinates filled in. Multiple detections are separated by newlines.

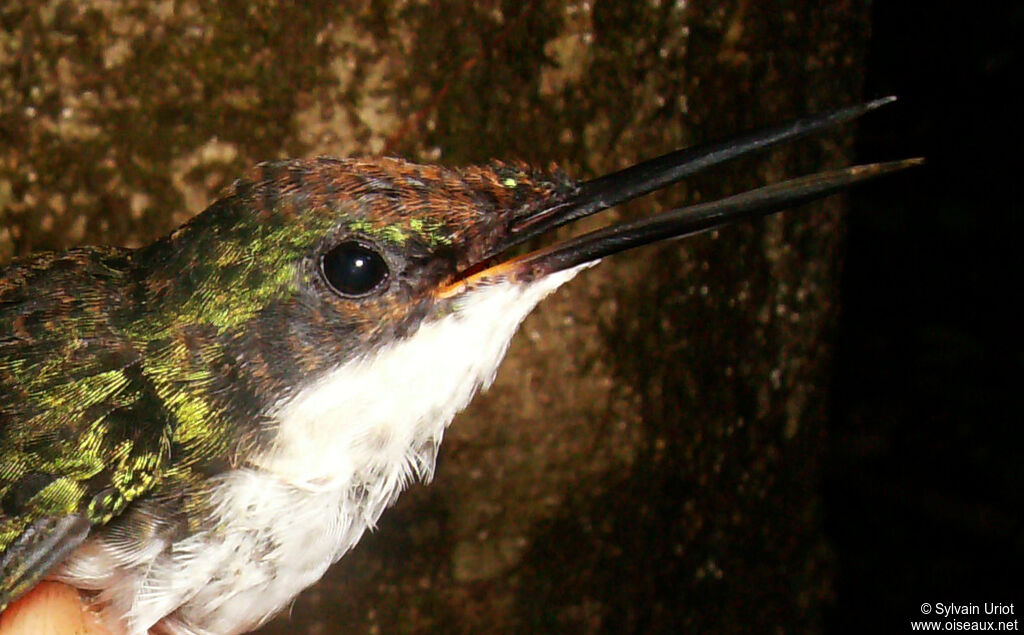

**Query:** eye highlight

left=320, top=241, right=389, bottom=297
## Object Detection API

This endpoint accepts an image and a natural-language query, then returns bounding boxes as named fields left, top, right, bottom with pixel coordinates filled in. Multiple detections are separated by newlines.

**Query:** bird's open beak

left=437, top=97, right=920, bottom=298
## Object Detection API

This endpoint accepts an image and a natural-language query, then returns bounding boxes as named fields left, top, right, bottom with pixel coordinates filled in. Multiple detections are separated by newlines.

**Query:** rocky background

left=6, top=1, right=998, bottom=634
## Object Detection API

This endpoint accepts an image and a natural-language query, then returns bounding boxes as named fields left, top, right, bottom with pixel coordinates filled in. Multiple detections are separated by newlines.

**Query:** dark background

left=828, top=0, right=1022, bottom=630
left=0, top=0, right=1020, bottom=632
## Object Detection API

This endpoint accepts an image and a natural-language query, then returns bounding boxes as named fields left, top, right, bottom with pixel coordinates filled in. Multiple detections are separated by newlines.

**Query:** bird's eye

left=320, top=241, right=389, bottom=297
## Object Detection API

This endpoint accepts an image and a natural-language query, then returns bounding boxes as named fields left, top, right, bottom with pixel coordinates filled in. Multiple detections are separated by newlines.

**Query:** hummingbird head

left=128, top=99, right=915, bottom=488
left=133, top=156, right=596, bottom=485
left=137, top=156, right=579, bottom=397
left=0, top=99, right=920, bottom=635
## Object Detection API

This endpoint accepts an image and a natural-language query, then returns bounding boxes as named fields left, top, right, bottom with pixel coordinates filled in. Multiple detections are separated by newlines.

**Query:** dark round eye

left=320, top=241, right=389, bottom=297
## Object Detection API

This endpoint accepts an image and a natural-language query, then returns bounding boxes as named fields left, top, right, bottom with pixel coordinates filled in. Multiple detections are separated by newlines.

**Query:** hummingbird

left=0, top=98, right=916, bottom=634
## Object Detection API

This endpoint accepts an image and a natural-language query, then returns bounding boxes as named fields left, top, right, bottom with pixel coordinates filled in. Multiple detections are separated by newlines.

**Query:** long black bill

left=516, top=158, right=921, bottom=277
left=507, top=96, right=898, bottom=247
left=439, top=98, right=919, bottom=296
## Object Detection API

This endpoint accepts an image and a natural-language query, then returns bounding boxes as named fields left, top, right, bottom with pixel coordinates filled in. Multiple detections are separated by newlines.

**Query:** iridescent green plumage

left=0, top=102, right=909, bottom=631
left=0, top=156, right=564, bottom=612
left=0, top=246, right=167, bottom=602
left=0, top=166, right=339, bottom=605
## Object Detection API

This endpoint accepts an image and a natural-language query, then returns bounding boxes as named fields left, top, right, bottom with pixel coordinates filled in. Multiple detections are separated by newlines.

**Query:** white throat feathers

left=57, top=266, right=587, bottom=635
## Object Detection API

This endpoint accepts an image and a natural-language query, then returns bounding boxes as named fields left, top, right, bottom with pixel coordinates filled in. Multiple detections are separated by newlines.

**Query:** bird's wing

left=0, top=247, right=175, bottom=609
